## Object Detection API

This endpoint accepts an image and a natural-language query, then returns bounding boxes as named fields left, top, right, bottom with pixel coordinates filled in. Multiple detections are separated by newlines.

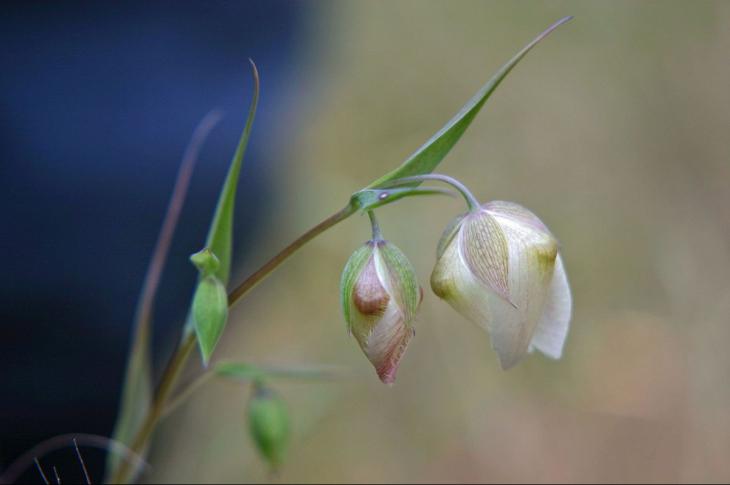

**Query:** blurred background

left=2, top=1, right=730, bottom=483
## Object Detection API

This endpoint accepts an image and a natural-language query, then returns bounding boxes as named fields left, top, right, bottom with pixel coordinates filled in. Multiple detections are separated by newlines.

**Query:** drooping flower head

left=431, top=200, right=571, bottom=369
left=340, top=216, right=421, bottom=384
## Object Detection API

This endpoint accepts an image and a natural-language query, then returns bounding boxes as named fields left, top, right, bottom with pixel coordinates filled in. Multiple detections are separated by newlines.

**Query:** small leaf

left=248, top=382, right=290, bottom=469
left=193, top=275, right=229, bottom=365
left=216, top=362, right=343, bottom=381
left=190, top=247, right=220, bottom=276
left=366, top=16, right=573, bottom=189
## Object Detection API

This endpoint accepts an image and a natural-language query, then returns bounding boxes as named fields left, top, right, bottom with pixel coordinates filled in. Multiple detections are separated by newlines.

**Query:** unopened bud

left=340, top=239, right=421, bottom=384
left=248, top=382, right=290, bottom=469
left=191, top=248, right=228, bottom=366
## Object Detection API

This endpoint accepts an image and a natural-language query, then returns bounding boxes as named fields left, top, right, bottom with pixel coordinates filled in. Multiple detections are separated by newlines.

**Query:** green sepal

left=339, top=243, right=375, bottom=333
left=192, top=274, right=229, bottom=366
left=190, top=247, right=221, bottom=277
left=377, top=242, right=420, bottom=325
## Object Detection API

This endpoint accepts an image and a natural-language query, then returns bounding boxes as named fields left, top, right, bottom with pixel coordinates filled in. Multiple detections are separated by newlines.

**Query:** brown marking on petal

left=353, top=257, right=390, bottom=316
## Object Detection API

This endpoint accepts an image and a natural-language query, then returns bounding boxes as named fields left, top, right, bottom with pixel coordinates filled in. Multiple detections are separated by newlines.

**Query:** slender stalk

left=367, top=211, right=382, bottom=241
left=227, top=203, right=356, bottom=307
left=383, top=174, right=481, bottom=211
left=113, top=202, right=357, bottom=483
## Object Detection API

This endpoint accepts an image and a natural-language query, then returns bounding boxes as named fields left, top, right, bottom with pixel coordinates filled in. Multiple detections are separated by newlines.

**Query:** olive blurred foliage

left=150, top=1, right=730, bottom=482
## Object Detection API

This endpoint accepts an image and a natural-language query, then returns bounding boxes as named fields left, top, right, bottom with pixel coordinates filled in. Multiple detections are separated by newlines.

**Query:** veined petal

left=361, top=302, right=414, bottom=385
left=488, top=212, right=558, bottom=368
left=460, top=211, right=511, bottom=302
left=483, top=200, right=552, bottom=236
left=529, top=254, right=571, bottom=359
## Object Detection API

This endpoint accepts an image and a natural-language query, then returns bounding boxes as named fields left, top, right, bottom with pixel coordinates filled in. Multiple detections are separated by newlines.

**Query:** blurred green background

left=150, top=1, right=730, bottom=482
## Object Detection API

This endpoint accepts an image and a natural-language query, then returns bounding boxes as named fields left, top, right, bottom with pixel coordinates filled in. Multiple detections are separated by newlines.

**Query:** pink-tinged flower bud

left=341, top=240, right=421, bottom=384
left=431, top=201, right=572, bottom=369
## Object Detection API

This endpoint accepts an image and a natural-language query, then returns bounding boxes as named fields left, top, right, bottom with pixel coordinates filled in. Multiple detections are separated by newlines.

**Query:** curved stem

left=112, top=202, right=357, bottom=483
left=383, top=173, right=481, bottom=211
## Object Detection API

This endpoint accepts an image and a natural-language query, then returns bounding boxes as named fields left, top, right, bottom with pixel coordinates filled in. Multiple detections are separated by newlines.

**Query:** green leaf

left=204, top=59, right=260, bottom=285
left=248, top=383, right=290, bottom=469
left=350, top=186, right=455, bottom=213
left=216, top=361, right=343, bottom=381
left=193, top=274, right=229, bottom=366
left=366, top=16, right=573, bottom=189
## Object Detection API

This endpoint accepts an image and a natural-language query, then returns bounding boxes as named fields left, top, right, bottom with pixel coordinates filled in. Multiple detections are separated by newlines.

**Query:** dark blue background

left=0, top=1, right=308, bottom=482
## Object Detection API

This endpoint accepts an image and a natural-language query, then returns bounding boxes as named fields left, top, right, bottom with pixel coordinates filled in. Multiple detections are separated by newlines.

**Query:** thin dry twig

left=72, top=439, right=91, bottom=485
left=0, top=433, right=148, bottom=484
left=33, top=458, right=49, bottom=485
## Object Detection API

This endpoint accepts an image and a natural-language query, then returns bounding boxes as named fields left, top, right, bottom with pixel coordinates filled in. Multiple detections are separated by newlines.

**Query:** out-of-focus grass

left=149, top=2, right=730, bottom=482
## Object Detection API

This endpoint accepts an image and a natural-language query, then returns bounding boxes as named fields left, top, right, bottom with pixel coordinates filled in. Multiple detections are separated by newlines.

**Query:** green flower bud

left=340, top=239, right=422, bottom=384
left=191, top=248, right=228, bottom=366
left=248, top=382, right=290, bottom=469
left=431, top=201, right=572, bottom=369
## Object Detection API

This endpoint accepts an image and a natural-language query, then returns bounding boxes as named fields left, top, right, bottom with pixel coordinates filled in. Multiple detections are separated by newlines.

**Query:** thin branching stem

left=113, top=202, right=357, bottom=483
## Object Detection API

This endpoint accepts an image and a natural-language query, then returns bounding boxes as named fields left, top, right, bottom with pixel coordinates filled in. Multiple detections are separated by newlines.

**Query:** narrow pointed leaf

left=367, top=16, right=572, bottom=189
left=204, top=59, right=260, bottom=285
left=182, top=61, right=260, bottom=340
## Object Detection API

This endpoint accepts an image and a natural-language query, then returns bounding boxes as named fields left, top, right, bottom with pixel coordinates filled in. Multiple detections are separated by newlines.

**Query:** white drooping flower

left=430, top=200, right=571, bottom=369
left=340, top=239, right=421, bottom=384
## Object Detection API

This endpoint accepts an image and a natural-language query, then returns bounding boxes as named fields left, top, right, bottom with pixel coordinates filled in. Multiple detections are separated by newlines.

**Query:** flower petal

left=460, top=211, right=511, bottom=302
left=375, top=243, right=420, bottom=325
left=528, top=254, right=571, bottom=359
left=362, top=302, right=414, bottom=385
left=488, top=213, right=558, bottom=369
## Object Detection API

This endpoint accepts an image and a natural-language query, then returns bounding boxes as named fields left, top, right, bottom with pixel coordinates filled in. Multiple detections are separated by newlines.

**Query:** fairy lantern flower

left=340, top=213, right=421, bottom=384
left=421, top=176, right=572, bottom=370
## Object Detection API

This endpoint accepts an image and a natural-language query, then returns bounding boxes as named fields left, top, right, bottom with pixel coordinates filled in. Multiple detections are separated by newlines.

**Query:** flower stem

left=382, top=173, right=481, bottom=211
left=112, top=202, right=357, bottom=483
left=367, top=211, right=382, bottom=241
